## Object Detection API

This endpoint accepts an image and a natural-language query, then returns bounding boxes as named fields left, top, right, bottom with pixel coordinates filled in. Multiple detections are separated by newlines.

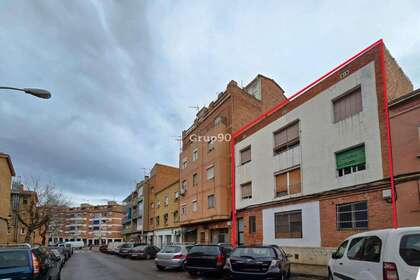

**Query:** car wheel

left=156, top=265, right=164, bottom=271
left=188, top=271, right=198, bottom=277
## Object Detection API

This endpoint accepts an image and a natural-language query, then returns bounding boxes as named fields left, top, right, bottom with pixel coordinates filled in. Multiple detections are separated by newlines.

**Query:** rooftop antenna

left=189, top=105, right=199, bottom=112
left=172, top=135, right=182, bottom=152
left=139, top=168, right=149, bottom=179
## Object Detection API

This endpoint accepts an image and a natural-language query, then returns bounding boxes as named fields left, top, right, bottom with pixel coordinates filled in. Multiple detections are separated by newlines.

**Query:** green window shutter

left=336, top=146, right=365, bottom=169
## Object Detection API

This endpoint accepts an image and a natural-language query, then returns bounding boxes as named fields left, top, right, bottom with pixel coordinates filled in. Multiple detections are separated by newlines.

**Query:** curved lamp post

left=0, top=86, right=51, bottom=99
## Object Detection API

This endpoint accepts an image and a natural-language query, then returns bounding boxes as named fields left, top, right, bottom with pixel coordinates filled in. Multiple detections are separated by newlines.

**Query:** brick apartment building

left=0, top=153, right=15, bottom=244
left=122, top=163, right=179, bottom=244
left=179, top=75, right=287, bottom=243
left=232, top=41, right=419, bottom=266
left=48, top=201, right=124, bottom=245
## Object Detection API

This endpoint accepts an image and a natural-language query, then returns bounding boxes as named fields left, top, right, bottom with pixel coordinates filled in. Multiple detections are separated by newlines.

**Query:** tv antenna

left=189, top=105, right=199, bottom=112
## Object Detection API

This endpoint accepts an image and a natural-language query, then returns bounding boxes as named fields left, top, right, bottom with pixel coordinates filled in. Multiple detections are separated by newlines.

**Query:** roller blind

left=336, top=145, right=366, bottom=169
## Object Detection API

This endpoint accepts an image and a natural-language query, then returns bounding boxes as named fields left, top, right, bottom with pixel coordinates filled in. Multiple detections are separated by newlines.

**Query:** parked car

left=106, top=241, right=123, bottom=254
left=223, top=245, right=291, bottom=280
left=328, top=227, right=420, bottom=280
left=57, top=243, right=73, bottom=259
left=118, top=243, right=141, bottom=258
left=129, top=244, right=160, bottom=260
left=155, top=244, right=193, bottom=270
left=64, top=241, right=84, bottom=250
left=50, top=248, right=65, bottom=269
left=184, top=244, right=232, bottom=276
left=0, top=244, right=61, bottom=280
left=99, top=245, right=108, bottom=253
left=49, top=245, right=69, bottom=262
left=111, top=244, right=123, bottom=255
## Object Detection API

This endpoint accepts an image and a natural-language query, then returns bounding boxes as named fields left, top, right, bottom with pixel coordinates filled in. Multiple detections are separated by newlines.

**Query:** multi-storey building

left=0, top=153, right=14, bottom=244
left=122, top=178, right=150, bottom=242
left=389, top=88, right=420, bottom=227
left=122, top=163, right=179, bottom=244
left=153, top=180, right=181, bottom=247
left=179, top=76, right=287, bottom=243
left=232, top=41, right=416, bottom=266
left=9, top=183, right=42, bottom=244
left=48, top=201, right=124, bottom=245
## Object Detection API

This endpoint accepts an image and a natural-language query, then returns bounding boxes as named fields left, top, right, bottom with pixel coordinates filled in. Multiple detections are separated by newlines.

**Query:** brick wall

left=319, top=189, right=393, bottom=247
left=237, top=208, right=263, bottom=245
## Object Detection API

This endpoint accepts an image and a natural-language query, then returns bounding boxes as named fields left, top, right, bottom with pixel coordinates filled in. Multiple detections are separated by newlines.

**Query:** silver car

left=155, top=245, right=193, bottom=270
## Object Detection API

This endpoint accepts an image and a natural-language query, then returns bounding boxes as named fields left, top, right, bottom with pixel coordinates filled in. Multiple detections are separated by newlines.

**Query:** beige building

left=0, top=153, right=15, bottom=244
left=9, top=183, right=42, bottom=244
left=153, top=180, right=181, bottom=247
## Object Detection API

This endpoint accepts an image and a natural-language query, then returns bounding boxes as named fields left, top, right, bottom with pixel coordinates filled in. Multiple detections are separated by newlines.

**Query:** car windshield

left=231, top=247, right=275, bottom=259
left=0, top=251, right=29, bottom=269
left=133, top=245, right=147, bottom=250
left=161, top=246, right=181, bottom=253
left=188, top=246, right=219, bottom=256
left=121, top=244, right=133, bottom=248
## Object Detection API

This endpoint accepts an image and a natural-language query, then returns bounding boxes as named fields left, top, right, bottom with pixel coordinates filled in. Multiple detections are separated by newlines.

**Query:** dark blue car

left=0, top=244, right=61, bottom=280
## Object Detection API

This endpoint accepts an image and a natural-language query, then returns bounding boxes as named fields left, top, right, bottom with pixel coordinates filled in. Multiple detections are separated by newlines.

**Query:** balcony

left=122, top=228, right=131, bottom=235
left=122, top=217, right=131, bottom=225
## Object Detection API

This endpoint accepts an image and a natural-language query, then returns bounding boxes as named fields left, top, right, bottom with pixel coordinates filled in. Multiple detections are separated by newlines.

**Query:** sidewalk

left=291, top=263, right=328, bottom=279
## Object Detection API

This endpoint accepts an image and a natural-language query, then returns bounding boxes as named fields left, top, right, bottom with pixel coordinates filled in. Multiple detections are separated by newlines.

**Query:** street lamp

left=0, top=86, right=51, bottom=99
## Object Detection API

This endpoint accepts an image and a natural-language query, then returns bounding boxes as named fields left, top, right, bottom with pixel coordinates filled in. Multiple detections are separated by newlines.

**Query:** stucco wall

left=236, top=62, right=384, bottom=209
left=262, top=201, right=321, bottom=247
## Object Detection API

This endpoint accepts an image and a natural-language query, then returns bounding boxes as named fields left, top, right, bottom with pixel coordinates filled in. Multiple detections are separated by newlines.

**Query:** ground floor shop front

left=181, top=220, right=231, bottom=244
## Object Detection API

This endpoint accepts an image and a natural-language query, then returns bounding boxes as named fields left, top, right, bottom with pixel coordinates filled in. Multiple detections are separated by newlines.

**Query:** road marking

left=417, top=268, right=420, bottom=280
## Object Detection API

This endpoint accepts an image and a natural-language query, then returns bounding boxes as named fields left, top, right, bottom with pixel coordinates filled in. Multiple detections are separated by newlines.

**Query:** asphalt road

left=61, top=250, right=317, bottom=280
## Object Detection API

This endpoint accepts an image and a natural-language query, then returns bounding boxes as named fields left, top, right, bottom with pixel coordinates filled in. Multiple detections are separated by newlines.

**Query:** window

left=240, top=146, right=251, bottom=165
left=182, top=158, right=188, bottom=169
left=23, top=199, right=28, bottom=205
left=273, top=121, right=299, bottom=154
left=151, top=202, right=154, bottom=209
left=149, top=218, right=153, bottom=225
left=333, top=87, right=363, bottom=122
left=192, top=149, right=198, bottom=161
left=274, top=210, right=302, bottom=238
left=163, top=214, right=168, bottom=225
left=181, top=180, right=187, bottom=192
left=241, top=182, right=252, bottom=200
left=208, top=138, right=215, bottom=152
left=347, top=236, right=381, bottom=263
left=208, top=195, right=215, bottom=209
left=249, top=216, right=256, bottom=234
left=156, top=200, right=160, bottom=208
left=192, top=200, right=197, bottom=212
left=207, top=165, right=215, bottom=180
left=164, top=196, right=169, bottom=206
left=334, top=240, right=349, bottom=259
left=156, top=216, right=160, bottom=225
left=193, top=173, right=198, bottom=186
left=181, top=204, right=187, bottom=216
left=93, top=226, right=100, bottom=231
left=173, top=211, right=179, bottom=223
left=336, top=145, right=366, bottom=177
left=237, top=218, right=244, bottom=245
left=336, top=200, right=368, bottom=230
left=20, top=227, right=25, bottom=235
left=275, top=167, right=301, bottom=197
left=399, top=234, right=420, bottom=266
left=214, top=116, right=225, bottom=126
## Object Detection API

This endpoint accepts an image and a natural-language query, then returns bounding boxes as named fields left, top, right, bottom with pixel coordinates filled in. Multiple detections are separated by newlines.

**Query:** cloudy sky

left=0, top=1, right=419, bottom=205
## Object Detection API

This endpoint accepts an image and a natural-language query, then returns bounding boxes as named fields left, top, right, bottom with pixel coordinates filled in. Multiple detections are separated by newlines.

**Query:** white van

left=328, top=227, right=420, bottom=280
left=65, top=241, right=84, bottom=249
left=107, top=241, right=123, bottom=254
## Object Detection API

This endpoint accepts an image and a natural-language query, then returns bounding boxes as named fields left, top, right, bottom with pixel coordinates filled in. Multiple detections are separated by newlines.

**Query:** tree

left=14, top=179, right=70, bottom=245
